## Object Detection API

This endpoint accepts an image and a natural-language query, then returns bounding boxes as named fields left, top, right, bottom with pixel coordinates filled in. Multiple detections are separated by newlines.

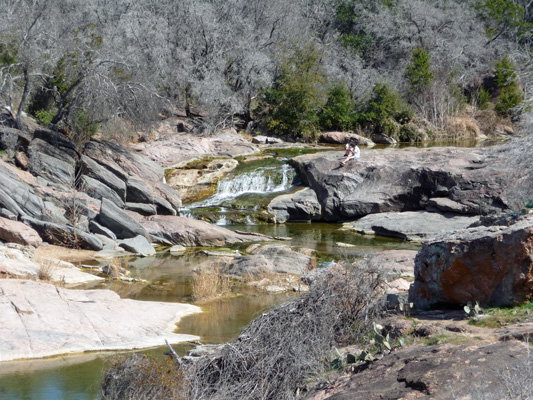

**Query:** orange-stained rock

left=410, top=214, right=533, bottom=309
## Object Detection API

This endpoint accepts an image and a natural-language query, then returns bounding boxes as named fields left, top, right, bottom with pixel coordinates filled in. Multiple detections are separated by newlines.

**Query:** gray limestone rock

left=346, top=211, right=480, bottom=242
left=28, top=138, right=76, bottom=186
left=291, top=146, right=514, bottom=221
left=220, top=244, right=314, bottom=277
left=125, top=202, right=157, bottom=216
left=0, top=127, right=31, bottom=152
left=33, top=129, right=79, bottom=161
left=84, top=139, right=164, bottom=183
left=80, top=155, right=126, bottom=200
left=371, top=132, right=397, bottom=144
left=118, top=235, right=156, bottom=256
left=0, top=164, right=45, bottom=219
left=97, top=198, right=147, bottom=239
left=89, top=220, right=117, bottom=240
left=143, top=215, right=271, bottom=247
left=126, top=177, right=154, bottom=204
left=80, top=175, right=125, bottom=207
left=22, top=217, right=103, bottom=251
left=268, top=187, right=321, bottom=223
left=154, top=182, right=182, bottom=214
left=153, top=195, right=177, bottom=216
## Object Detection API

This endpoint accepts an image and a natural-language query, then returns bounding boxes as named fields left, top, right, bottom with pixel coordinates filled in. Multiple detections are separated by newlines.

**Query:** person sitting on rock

left=341, top=141, right=360, bottom=166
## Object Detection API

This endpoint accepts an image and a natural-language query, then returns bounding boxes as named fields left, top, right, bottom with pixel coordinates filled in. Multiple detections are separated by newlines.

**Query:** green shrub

left=261, top=45, right=325, bottom=140
left=340, top=33, right=374, bottom=55
left=399, top=123, right=422, bottom=142
left=495, top=85, right=523, bottom=116
left=492, top=56, right=523, bottom=116
left=319, top=83, right=356, bottom=131
left=472, top=87, right=490, bottom=110
left=494, top=56, right=518, bottom=88
left=358, top=83, right=413, bottom=131
left=34, top=109, right=54, bottom=126
left=406, top=47, right=434, bottom=94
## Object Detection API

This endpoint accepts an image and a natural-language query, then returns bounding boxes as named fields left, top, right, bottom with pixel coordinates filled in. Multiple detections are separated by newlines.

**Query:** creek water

left=1, top=142, right=489, bottom=400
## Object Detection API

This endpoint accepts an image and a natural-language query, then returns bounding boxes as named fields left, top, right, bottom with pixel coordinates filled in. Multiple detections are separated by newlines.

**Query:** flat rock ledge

left=345, top=211, right=480, bottom=242
left=0, top=279, right=201, bottom=362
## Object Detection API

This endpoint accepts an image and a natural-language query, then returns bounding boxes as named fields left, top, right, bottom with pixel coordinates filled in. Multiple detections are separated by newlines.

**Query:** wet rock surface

left=167, top=158, right=239, bottom=203
left=218, top=244, right=315, bottom=277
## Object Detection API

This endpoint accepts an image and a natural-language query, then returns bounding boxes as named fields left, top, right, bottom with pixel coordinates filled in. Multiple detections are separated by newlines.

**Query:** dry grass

left=38, top=259, right=56, bottom=281
left=107, top=257, right=131, bottom=280
left=191, top=266, right=231, bottom=302
left=36, top=244, right=96, bottom=263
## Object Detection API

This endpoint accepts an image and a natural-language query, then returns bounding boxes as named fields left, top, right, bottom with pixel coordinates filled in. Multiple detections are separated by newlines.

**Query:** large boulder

left=126, top=177, right=154, bottom=204
left=22, top=217, right=103, bottom=251
left=96, top=198, right=147, bottom=240
left=79, top=155, right=126, bottom=200
left=118, top=235, right=156, bottom=256
left=226, top=244, right=314, bottom=276
left=291, top=147, right=515, bottom=221
left=0, top=217, right=42, bottom=247
left=409, top=215, right=533, bottom=309
left=0, top=279, right=200, bottom=361
left=79, top=175, right=125, bottom=207
left=0, top=163, right=46, bottom=219
left=320, top=131, right=374, bottom=146
left=143, top=215, right=271, bottom=247
left=154, top=182, right=182, bottom=214
left=27, top=138, right=76, bottom=186
left=33, top=129, right=79, bottom=161
left=346, top=211, right=480, bottom=242
left=84, top=139, right=164, bottom=184
left=306, top=340, right=530, bottom=400
left=371, top=132, right=397, bottom=144
left=267, top=187, right=322, bottom=223
left=0, top=126, right=31, bottom=153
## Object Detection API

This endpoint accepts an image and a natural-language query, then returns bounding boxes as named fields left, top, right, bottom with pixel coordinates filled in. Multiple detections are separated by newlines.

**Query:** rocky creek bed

left=2, top=123, right=533, bottom=399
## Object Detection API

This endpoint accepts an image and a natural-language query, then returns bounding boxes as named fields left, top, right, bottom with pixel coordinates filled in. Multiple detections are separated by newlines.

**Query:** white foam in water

left=192, top=164, right=295, bottom=208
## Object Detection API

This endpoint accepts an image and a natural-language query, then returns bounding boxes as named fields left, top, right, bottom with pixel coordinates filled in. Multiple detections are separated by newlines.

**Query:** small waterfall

left=194, top=164, right=296, bottom=207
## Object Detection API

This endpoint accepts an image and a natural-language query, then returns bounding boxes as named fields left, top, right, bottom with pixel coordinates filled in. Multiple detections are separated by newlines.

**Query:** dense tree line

left=0, top=0, right=531, bottom=141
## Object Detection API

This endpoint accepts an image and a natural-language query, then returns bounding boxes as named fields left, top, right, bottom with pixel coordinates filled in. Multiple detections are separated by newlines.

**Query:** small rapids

left=181, top=163, right=297, bottom=222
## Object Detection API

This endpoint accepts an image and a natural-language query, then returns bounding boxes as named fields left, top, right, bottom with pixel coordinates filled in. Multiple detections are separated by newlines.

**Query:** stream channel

left=0, top=142, right=490, bottom=400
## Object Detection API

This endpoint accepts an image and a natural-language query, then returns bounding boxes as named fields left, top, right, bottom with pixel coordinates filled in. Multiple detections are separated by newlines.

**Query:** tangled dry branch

left=185, top=261, right=386, bottom=400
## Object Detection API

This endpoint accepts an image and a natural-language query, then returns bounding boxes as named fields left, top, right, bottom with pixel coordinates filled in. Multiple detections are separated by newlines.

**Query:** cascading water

left=191, top=164, right=296, bottom=207
left=182, top=163, right=298, bottom=224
